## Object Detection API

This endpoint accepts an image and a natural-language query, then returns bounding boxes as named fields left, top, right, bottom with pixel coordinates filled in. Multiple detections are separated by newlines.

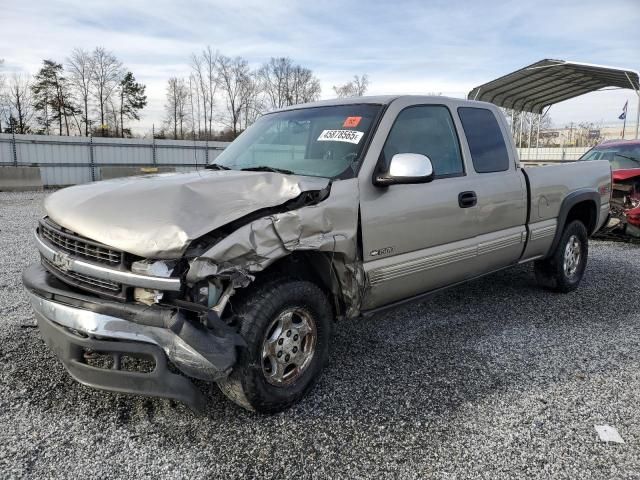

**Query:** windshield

left=580, top=144, right=640, bottom=169
left=212, top=104, right=382, bottom=178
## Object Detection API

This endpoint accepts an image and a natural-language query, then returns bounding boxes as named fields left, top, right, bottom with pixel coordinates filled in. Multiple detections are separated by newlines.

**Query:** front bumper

left=23, top=264, right=242, bottom=412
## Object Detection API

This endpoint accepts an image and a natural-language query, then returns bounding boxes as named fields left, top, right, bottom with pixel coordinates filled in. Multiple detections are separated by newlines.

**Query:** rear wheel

left=534, top=220, right=588, bottom=293
left=217, top=278, right=332, bottom=413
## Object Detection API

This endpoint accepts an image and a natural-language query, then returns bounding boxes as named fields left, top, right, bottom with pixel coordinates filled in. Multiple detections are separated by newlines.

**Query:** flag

left=618, top=100, right=628, bottom=120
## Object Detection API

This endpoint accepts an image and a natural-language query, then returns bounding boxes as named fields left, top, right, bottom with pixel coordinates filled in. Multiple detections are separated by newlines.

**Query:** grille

left=42, top=256, right=124, bottom=298
left=39, top=218, right=123, bottom=266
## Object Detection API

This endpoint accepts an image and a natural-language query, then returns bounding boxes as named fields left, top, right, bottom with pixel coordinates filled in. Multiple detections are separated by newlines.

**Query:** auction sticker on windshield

left=317, top=129, right=364, bottom=144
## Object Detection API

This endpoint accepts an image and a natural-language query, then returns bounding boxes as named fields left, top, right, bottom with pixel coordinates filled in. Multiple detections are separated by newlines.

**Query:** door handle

left=458, top=191, right=477, bottom=208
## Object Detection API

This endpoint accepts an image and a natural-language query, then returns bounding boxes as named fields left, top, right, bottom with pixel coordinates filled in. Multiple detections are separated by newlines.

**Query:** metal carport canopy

left=468, top=59, right=640, bottom=115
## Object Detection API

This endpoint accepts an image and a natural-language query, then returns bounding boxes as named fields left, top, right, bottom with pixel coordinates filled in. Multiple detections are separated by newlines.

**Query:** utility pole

left=569, top=122, right=574, bottom=145
left=152, top=123, right=157, bottom=166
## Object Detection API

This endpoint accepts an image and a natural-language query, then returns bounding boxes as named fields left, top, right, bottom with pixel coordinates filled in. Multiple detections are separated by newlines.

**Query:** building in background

left=538, top=124, right=634, bottom=148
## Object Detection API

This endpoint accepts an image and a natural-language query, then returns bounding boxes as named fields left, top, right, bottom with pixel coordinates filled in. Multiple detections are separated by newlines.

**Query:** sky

left=1, top=0, right=639, bottom=134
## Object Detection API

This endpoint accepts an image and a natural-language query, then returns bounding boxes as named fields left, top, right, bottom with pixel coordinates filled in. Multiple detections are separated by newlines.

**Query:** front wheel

left=217, top=278, right=332, bottom=413
left=534, top=220, right=588, bottom=293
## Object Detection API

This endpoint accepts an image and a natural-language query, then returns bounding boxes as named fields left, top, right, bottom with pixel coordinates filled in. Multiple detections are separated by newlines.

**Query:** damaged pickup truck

left=23, top=96, right=612, bottom=413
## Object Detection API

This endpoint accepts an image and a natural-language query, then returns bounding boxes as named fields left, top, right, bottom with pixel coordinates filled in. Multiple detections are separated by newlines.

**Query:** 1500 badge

left=370, top=247, right=394, bottom=257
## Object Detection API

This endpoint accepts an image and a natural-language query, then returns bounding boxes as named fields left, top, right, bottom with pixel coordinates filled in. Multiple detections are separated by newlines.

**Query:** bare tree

left=239, top=71, right=263, bottom=130
left=190, top=53, right=208, bottom=139
left=333, top=74, right=369, bottom=98
left=106, top=98, right=120, bottom=137
left=90, top=47, right=123, bottom=136
left=259, top=57, right=321, bottom=109
left=164, top=77, right=189, bottom=139
left=4, top=74, right=34, bottom=133
left=216, top=55, right=251, bottom=137
left=189, top=46, right=218, bottom=139
left=187, top=74, right=201, bottom=137
left=66, top=48, right=94, bottom=135
left=203, top=46, right=217, bottom=137
left=503, top=108, right=555, bottom=147
left=574, top=121, right=603, bottom=147
left=290, top=65, right=321, bottom=104
left=259, top=57, right=293, bottom=109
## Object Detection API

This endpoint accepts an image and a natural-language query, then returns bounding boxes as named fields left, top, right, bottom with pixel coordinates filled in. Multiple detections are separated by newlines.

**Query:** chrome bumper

left=24, top=262, right=243, bottom=411
left=34, top=231, right=181, bottom=291
left=28, top=292, right=217, bottom=376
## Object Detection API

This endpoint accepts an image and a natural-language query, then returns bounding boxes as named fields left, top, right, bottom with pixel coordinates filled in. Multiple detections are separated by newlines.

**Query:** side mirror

left=374, top=153, right=435, bottom=186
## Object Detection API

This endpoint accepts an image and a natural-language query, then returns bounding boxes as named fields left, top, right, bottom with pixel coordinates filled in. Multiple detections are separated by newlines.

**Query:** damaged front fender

left=186, top=179, right=365, bottom=317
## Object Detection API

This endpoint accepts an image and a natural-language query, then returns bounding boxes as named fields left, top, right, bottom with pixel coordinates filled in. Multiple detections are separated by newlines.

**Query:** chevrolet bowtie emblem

left=52, top=251, right=72, bottom=272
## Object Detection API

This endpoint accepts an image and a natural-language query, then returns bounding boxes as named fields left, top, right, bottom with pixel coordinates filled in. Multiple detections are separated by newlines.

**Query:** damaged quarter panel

left=187, top=179, right=363, bottom=316
left=44, top=170, right=330, bottom=258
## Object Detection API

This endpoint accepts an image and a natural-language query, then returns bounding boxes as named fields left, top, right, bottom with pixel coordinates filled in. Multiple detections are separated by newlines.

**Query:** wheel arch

left=249, top=251, right=348, bottom=320
left=547, top=189, right=599, bottom=258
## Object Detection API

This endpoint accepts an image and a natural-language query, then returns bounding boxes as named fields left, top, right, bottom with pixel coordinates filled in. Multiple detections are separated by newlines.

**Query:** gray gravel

left=1, top=190, right=639, bottom=479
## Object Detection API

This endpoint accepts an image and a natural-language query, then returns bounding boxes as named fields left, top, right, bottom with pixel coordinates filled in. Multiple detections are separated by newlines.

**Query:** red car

left=580, top=140, right=640, bottom=237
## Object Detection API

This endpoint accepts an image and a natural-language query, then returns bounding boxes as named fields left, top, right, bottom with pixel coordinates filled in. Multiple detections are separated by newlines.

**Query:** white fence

left=0, top=132, right=591, bottom=187
left=517, top=146, right=590, bottom=164
left=0, top=133, right=229, bottom=186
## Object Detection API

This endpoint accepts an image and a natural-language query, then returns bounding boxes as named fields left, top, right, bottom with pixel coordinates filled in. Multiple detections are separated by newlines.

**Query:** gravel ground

left=1, top=190, right=639, bottom=479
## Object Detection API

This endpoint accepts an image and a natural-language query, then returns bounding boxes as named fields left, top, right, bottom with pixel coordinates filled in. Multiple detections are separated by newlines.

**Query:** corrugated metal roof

left=468, top=59, right=640, bottom=113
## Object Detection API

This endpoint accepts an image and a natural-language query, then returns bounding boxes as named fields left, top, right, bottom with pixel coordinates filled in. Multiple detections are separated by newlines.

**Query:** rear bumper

left=23, top=263, right=242, bottom=412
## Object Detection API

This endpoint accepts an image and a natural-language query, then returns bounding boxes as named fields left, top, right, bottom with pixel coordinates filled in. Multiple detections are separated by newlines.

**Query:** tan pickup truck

left=23, top=95, right=611, bottom=413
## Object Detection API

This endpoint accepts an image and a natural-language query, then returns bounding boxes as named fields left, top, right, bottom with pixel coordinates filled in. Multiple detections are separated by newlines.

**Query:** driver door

left=359, top=104, right=479, bottom=309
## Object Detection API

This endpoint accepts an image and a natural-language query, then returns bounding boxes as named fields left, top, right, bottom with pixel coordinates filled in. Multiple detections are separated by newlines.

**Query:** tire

left=534, top=220, right=588, bottom=293
left=217, top=278, right=332, bottom=413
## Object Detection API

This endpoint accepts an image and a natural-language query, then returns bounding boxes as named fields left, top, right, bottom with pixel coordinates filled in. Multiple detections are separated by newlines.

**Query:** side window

left=382, top=105, right=464, bottom=178
left=458, top=107, right=510, bottom=173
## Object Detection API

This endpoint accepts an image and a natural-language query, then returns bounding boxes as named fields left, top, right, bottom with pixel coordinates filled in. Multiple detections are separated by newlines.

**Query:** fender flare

left=547, top=189, right=600, bottom=257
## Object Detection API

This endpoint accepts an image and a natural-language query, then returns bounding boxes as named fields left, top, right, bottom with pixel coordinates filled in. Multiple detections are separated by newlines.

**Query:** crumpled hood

left=44, top=170, right=330, bottom=258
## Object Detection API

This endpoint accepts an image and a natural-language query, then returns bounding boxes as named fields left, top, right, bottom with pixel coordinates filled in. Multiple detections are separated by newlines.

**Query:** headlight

left=131, top=260, right=175, bottom=305
left=194, top=279, right=223, bottom=308
left=131, top=259, right=174, bottom=277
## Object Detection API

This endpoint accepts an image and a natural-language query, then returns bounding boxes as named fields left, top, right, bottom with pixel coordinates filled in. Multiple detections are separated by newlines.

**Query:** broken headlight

left=193, top=278, right=224, bottom=309
left=131, top=259, right=176, bottom=305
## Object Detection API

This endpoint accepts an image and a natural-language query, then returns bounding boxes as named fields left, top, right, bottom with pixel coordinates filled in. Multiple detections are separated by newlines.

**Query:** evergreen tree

left=118, top=72, right=147, bottom=137
left=31, top=60, right=81, bottom=135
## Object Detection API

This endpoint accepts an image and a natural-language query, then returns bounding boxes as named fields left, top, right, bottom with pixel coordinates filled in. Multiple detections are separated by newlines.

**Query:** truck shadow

left=308, top=252, right=638, bottom=423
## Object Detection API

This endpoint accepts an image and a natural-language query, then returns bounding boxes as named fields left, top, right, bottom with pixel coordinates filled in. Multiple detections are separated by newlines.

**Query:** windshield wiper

left=204, top=163, right=232, bottom=170
left=615, top=153, right=640, bottom=164
left=240, top=166, right=294, bottom=175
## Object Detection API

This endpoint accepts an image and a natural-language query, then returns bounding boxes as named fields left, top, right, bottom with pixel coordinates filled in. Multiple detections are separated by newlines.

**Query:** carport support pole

left=518, top=113, right=524, bottom=148
left=536, top=113, right=541, bottom=159
left=635, top=93, right=639, bottom=139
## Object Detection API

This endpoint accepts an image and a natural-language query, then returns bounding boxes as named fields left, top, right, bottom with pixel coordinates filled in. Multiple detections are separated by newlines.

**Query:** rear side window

left=458, top=107, right=510, bottom=173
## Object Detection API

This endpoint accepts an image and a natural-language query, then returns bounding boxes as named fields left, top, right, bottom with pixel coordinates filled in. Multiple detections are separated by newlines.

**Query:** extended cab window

left=458, top=107, right=510, bottom=173
left=382, top=106, right=464, bottom=178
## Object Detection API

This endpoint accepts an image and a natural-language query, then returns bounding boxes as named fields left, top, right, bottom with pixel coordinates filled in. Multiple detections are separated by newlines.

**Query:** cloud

left=1, top=0, right=638, bottom=132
